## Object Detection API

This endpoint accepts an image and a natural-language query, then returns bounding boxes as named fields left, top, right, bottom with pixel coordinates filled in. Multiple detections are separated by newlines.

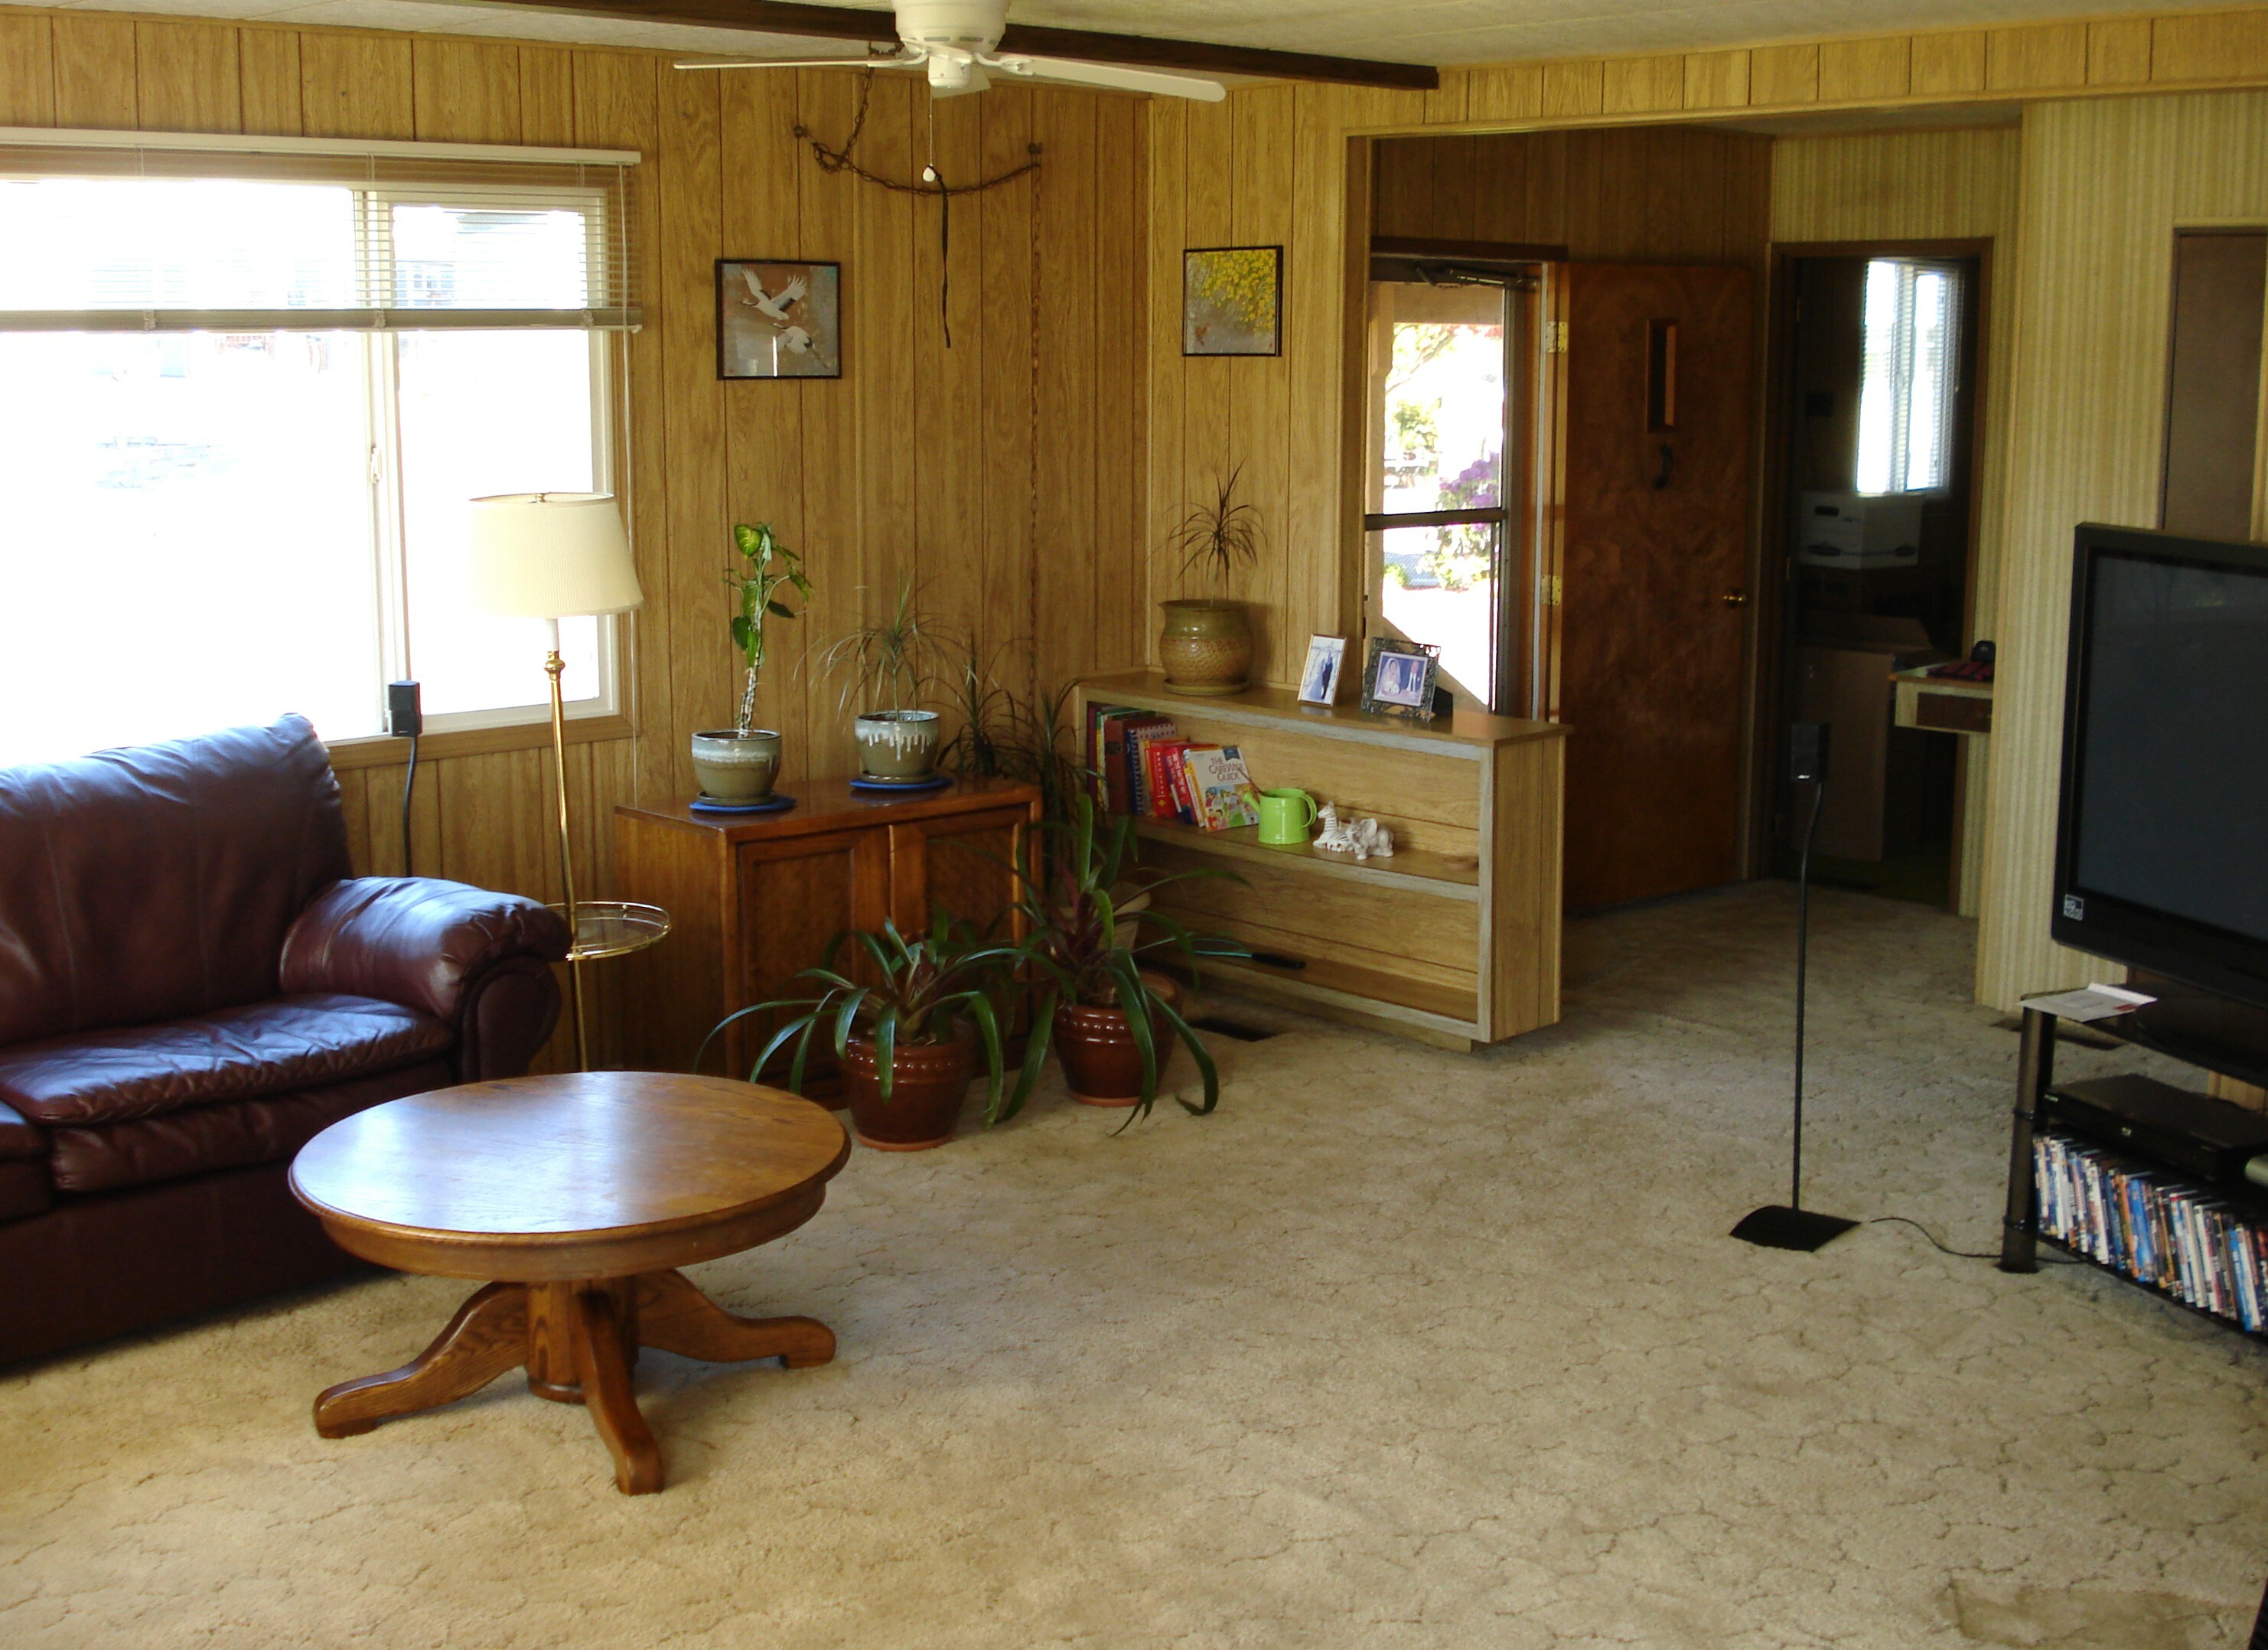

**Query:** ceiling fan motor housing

left=893, top=0, right=1007, bottom=93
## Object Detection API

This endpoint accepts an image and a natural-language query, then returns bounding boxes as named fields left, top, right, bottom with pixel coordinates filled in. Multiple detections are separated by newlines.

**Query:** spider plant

left=937, top=636, right=1094, bottom=823
left=700, top=911, right=1028, bottom=1120
left=811, top=573, right=946, bottom=716
left=726, top=522, right=812, bottom=735
left=999, top=791, right=1249, bottom=1123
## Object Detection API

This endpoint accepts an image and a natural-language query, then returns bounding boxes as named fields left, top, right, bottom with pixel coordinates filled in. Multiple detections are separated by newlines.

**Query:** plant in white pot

left=1159, top=464, right=1263, bottom=696
left=816, top=575, right=947, bottom=781
left=691, top=522, right=811, bottom=803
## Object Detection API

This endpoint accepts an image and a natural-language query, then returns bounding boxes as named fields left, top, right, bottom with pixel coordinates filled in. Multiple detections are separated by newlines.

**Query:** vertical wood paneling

left=1602, top=54, right=1683, bottom=116
left=1819, top=37, right=1911, bottom=103
left=2089, top=18, right=2155, bottom=86
left=1684, top=50, right=1751, bottom=111
left=1230, top=83, right=1295, bottom=685
left=2152, top=11, right=2268, bottom=82
left=520, top=47, right=575, bottom=147
left=411, top=38, right=522, bottom=145
left=134, top=21, right=239, bottom=134
left=298, top=32, right=412, bottom=140
left=1032, top=86, right=1100, bottom=691
left=1096, top=94, right=1146, bottom=672
left=0, top=11, right=54, bottom=126
left=1988, top=23, right=2090, bottom=92
left=1912, top=30, right=1989, bottom=96
left=50, top=12, right=135, bottom=129
left=237, top=28, right=301, bottom=137
left=1143, top=95, right=1187, bottom=667
left=1540, top=60, right=1602, bottom=119
left=981, top=86, right=1040, bottom=682
left=1751, top=44, right=1820, bottom=106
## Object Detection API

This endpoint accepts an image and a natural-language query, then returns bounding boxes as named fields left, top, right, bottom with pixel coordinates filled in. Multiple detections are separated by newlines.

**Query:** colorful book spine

left=1094, top=708, right=1139, bottom=814
left=1121, top=717, right=1176, bottom=817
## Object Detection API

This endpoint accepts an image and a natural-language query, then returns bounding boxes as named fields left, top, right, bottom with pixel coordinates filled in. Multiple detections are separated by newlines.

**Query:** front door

left=1553, top=263, right=1755, bottom=911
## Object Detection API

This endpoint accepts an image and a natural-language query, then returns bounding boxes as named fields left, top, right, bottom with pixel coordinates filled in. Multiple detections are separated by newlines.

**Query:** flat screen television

left=2053, top=523, right=2268, bottom=1008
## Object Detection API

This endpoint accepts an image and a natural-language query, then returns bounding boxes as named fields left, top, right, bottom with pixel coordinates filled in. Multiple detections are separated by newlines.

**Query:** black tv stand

left=1999, top=970, right=2268, bottom=1277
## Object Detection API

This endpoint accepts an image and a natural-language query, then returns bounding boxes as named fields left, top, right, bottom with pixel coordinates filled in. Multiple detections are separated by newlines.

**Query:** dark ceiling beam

left=473, top=0, right=1442, bottom=90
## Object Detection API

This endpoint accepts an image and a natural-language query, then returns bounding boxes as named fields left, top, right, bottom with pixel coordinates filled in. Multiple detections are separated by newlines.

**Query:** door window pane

left=0, top=331, right=379, bottom=765
left=1376, top=521, right=1500, bottom=703
left=394, top=330, right=602, bottom=718
left=1372, top=286, right=1504, bottom=514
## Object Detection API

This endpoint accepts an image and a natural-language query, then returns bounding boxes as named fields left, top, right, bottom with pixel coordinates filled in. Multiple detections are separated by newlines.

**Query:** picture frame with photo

left=1298, top=634, right=1347, bottom=706
left=717, top=259, right=841, bottom=380
left=1361, top=638, right=1439, bottom=721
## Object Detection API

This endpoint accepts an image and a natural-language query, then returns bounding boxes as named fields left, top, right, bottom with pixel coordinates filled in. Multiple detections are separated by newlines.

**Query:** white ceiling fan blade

left=987, top=54, right=1225, bottom=103
left=677, top=50, right=924, bottom=73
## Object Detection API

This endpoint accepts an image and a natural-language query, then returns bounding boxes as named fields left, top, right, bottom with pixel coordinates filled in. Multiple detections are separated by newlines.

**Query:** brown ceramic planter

left=1051, top=974, right=1183, bottom=1107
left=1157, top=599, right=1253, bottom=696
left=842, top=1035, right=974, bottom=1150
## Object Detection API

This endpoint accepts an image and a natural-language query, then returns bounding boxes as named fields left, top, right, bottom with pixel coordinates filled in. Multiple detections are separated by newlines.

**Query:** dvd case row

left=2034, top=1130, right=2268, bottom=1332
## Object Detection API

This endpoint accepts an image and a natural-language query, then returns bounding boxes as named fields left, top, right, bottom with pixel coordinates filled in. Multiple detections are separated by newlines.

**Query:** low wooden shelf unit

left=1075, top=671, right=1567, bottom=1052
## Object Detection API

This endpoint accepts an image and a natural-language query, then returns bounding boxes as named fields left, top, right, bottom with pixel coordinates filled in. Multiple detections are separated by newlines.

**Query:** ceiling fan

left=676, top=0, right=1227, bottom=101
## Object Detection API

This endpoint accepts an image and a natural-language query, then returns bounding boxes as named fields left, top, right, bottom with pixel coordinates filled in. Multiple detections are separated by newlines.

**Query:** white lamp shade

left=465, top=492, right=644, bottom=618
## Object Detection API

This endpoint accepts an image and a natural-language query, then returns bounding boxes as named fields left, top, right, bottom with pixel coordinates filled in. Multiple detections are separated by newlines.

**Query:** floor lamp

left=466, top=492, right=644, bottom=1071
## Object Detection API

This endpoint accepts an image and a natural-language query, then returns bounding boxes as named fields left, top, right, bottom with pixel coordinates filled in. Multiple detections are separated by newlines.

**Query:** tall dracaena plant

left=727, top=523, right=813, bottom=735
left=1166, top=461, right=1263, bottom=597
left=699, top=911, right=1027, bottom=1121
left=813, top=573, right=943, bottom=716
left=1001, top=792, right=1248, bottom=1125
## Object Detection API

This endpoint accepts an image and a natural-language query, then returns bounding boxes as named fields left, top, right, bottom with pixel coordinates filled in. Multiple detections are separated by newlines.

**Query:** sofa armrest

left=280, top=877, right=571, bottom=1026
left=0, top=1099, right=44, bottom=1161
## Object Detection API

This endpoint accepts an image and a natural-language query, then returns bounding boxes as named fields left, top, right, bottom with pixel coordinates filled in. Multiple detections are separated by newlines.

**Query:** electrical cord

left=1869, top=1214, right=2078, bottom=1264
left=400, top=732, right=419, bottom=878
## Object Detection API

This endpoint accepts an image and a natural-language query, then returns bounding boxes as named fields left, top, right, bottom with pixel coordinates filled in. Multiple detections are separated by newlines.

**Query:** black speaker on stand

left=1732, top=721, right=1858, bottom=1253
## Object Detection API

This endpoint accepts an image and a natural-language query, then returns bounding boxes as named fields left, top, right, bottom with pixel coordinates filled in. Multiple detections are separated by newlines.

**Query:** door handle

left=1722, top=589, right=1748, bottom=607
left=1652, top=443, right=1674, bottom=490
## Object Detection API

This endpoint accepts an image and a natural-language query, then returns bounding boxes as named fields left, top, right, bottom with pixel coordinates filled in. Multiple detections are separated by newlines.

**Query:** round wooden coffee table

left=291, top=1071, right=849, bottom=1495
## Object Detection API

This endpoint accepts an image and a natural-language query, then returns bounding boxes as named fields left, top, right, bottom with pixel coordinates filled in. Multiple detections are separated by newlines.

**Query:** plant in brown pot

left=1159, top=464, right=1263, bottom=696
left=702, top=913, right=1025, bottom=1152
left=1002, top=794, right=1247, bottom=1120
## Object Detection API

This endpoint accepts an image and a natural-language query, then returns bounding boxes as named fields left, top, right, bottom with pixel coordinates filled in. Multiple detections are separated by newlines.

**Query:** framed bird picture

left=717, top=259, right=841, bottom=379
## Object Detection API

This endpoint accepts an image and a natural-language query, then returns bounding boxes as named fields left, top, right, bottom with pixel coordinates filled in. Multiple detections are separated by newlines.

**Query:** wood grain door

left=1555, top=263, right=1754, bottom=910
left=888, top=805, right=1031, bottom=941
left=731, top=827, right=890, bottom=1082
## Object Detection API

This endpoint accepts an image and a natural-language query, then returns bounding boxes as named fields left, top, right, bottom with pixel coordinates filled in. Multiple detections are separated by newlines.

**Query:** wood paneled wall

left=1771, top=126, right=2022, bottom=920
left=1977, top=90, right=2268, bottom=1009
left=0, top=8, right=1148, bottom=1065
left=1372, top=126, right=1771, bottom=263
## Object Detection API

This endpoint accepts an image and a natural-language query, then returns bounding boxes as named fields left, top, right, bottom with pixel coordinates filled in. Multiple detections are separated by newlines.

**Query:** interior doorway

left=1767, top=243, right=1986, bottom=909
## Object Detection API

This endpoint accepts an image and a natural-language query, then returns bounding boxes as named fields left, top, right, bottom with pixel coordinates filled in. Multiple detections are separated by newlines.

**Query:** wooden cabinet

left=1074, top=672, right=1566, bottom=1052
left=614, top=778, right=1040, bottom=1080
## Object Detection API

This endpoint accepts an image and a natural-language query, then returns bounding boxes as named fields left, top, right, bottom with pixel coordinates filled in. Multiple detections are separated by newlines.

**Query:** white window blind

left=1856, top=258, right=1960, bottom=495
left=0, top=127, right=640, bottom=334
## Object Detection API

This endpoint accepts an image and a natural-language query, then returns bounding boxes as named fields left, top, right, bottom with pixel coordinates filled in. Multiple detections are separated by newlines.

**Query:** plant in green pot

left=691, top=522, right=811, bottom=803
left=703, top=912, right=1026, bottom=1152
left=1003, top=793, right=1248, bottom=1119
left=1159, top=464, right=1263, bottom=696
left=815, top=575, right=946, bottom=781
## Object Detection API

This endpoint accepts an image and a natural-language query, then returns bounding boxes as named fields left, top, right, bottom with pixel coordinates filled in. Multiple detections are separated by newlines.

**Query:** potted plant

left=691, top=523, right=811, bottom=802
left=939, top=636, right=1093, bottom=823
left=1159, top=464, right=1263, bottom=696
left=816, top=575, right=946, bottom=781
left=704, top=912, right=1027, bottom=1152
left=1003, top=793, right=1246, bottom=1119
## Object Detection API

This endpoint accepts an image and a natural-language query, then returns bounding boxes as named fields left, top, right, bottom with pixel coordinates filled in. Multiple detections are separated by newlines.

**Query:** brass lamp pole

left=467, top=492, right=644, bottom=1070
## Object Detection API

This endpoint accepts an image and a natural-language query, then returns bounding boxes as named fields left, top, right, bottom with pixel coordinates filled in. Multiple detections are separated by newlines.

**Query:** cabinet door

left=888, top=806, right=1031, bottom=941
left=729, top=827, right=889, bottom=1082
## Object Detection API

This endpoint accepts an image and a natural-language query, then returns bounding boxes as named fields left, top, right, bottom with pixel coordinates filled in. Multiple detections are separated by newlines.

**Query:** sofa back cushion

left=0, top=716, right=353, bottom=1044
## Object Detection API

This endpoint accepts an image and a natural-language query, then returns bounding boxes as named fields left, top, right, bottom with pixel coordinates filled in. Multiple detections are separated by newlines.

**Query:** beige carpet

left=6, top=884, right=2267, bottom=1648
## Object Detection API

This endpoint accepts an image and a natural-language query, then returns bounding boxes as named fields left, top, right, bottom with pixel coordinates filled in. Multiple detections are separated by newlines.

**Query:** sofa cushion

left=47, top=1058, right=455, bottom=1195
left=0, top=994, right=452, bottom=1127
left=0, top=1100, right=41, bottom=1160
left=0, top=1159, right=51, bottom=1222
left=0, top=716, right=352, bottom=1046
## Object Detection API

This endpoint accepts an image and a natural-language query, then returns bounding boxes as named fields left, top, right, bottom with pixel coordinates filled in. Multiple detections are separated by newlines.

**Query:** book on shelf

left=1147, top=738, right=1195, bottom=823
left=1119, top=716, right=1178, bottom=817
left=2034, top=1129, right=2268, bottom=1332
left=1183, top=744, right=1262, bottom=831
left=1090, top=706, right=1140, bottom=814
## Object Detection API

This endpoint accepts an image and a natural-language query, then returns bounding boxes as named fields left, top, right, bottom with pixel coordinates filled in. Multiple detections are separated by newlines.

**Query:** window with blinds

left=0, top=129, right=643, bottom=765
left=1856, top=258, right=1961, bottom=496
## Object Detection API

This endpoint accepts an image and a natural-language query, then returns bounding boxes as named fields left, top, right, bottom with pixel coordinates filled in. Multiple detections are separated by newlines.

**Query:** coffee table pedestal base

left=313, top=1269, right=833, bottom=1495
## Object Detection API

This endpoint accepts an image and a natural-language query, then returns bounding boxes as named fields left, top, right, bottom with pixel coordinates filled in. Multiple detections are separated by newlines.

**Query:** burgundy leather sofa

left=0, top=716, right=571, bottom=1366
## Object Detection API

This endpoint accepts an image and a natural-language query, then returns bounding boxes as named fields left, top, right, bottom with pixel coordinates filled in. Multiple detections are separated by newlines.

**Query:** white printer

left=1794, top=491, right=1924, bottom=569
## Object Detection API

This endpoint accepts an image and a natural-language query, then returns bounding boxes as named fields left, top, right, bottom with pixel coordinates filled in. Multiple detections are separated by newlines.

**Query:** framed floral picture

left=717, top=259, right=841, bottom=379
left=1183, top=245, right=1282, bottom=357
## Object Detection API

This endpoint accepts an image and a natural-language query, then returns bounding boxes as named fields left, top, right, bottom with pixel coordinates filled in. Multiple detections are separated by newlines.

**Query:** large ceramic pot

left=1051, top=973, right=1183, bottom=1107
left=855, top=709, right=941, bottom=780
left=842, top=1033, right=973, bottom=1150
left=1158, top=599, right=1253, bottom=696
left=690, top=729, right=780, bottom=802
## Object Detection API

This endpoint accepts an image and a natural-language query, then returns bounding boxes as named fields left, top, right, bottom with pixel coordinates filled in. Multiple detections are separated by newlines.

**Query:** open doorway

left=1769, top=244, right=1985, bottom=908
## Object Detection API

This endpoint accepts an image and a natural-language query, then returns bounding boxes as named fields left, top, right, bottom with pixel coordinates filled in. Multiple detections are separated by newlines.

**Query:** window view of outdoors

left=1856, top=259, right=1959, bottom=495
left=1370, top=283, right=1506, bottom=705
left=0, top=177, right=609, bottom=765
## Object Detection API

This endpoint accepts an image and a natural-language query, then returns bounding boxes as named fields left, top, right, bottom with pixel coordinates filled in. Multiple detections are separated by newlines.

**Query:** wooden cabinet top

left=1078, top=670, right=1568, bottom=755
left=617, top=776, right=1041, bottom=842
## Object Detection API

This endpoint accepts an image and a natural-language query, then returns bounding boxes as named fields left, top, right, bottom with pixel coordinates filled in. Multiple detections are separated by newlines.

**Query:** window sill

left=326, top=712, right=634, bottom=771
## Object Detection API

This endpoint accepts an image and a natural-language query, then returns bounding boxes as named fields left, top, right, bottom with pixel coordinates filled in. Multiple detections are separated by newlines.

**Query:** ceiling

left=10, top=0, right=2215, bottom=71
